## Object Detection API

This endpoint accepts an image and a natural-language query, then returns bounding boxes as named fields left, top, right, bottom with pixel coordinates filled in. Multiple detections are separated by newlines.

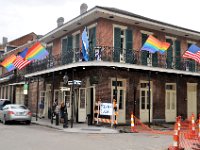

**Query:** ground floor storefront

left=25, top=66, right=200, bottom=125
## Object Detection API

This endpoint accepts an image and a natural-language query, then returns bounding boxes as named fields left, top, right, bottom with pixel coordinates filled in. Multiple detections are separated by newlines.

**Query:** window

left=186, top=42, right=196, bottom=72
left=111, top=79, right=126, bottom=110
left=72, top=31, right=80, bottom=62
left=113, top=25, right=127, bottom=63
left=140, top=31, right=153, bottom=66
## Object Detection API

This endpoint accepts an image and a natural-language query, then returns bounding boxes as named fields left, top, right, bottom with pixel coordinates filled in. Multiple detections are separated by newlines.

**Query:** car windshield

left=11, top=105, right=27, bottom=110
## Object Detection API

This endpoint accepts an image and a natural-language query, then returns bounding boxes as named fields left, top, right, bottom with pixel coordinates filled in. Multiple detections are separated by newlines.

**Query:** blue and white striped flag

left=82, top=27, right=89, bottom=61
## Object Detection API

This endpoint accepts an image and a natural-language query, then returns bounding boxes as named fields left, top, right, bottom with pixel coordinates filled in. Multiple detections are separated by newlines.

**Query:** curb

left=31, top=121, right=62, bottom=130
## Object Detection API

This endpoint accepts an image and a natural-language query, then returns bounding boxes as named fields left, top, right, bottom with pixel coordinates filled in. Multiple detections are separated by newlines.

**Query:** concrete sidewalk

left=31, top=117, right=119, bottom=134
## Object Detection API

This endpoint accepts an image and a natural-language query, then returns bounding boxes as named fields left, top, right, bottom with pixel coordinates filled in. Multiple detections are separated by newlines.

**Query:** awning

left=0, top=74, right=14, bottom=83
left=24, top=61, right=200, bottom=78
left=9, top=81, right=25, bottom=86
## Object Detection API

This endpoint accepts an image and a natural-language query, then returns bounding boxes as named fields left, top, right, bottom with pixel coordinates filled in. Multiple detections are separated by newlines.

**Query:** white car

left=1, top=104, right=32, bottom=125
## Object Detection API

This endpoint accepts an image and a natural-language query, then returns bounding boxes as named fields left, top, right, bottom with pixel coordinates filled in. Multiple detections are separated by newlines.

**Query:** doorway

left=139, top=81, right=153, bottom=122
left=187, top=83, right=197, bottom=119
left=165, top=83, right=176, bottom=122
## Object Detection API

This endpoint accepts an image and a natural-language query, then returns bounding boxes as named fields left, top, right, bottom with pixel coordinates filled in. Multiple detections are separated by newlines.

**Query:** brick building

left=1, top=5, right=200, bottom=125
left=0, top=32, right=38, bottom=105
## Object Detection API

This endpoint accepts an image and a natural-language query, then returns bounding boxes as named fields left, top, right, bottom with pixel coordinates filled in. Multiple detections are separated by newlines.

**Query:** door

left=45, top=90, right=51, bottom=119
left=86, top=86, right=95, bottom=124
left=187, top=83, right=197, bottom=119
left=16, top=86, right=24, bottom=105
left=63, top=89, right=71, bottom=119
left=78, top=88, right=86, bottom=122
left=139, top=82, right=153, bottom=122
left=111, top=79, right=126, bottom=123
left=165, top=83, right=176, bottom=122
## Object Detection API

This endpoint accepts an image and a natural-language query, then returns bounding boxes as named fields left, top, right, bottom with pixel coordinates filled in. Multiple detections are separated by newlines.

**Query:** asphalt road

left=0, top=123, right=172, bottom=150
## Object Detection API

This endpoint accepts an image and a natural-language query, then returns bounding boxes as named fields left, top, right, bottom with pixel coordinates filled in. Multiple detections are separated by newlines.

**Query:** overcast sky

left=0, top=0, right=199, bottom=42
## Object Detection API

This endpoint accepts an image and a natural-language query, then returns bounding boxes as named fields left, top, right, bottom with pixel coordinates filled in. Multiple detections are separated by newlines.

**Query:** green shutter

left=62, top=38, right=68, bottom=65
left=66, top=35, right=73, bottom=64
left=89, top=27, right=96, bottom=61
left=175, top=40, right=181, bottom=70
left=187, top=43, right=196, bottom=72
left=126, top=29, right=133, bottom=64
left=141, top=34, right=148, bottom=65
left=114, top=27, right=121, bottom=62
left=75, top=34, right=80, bottom=62
left=152, top=53, right=158, bottom=67
left=166, top=39, right=173, bottom=68
left=188, top=60, right=195, bottom=72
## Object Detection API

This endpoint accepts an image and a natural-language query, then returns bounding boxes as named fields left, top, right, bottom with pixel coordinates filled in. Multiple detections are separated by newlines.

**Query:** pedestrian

left=52, top=99, right=58, bottom=117
left=60, top=102, right=65, bottom=123
left=39, top=99, right=44, bottom=118
left=54, top=101, right=60, bottom=125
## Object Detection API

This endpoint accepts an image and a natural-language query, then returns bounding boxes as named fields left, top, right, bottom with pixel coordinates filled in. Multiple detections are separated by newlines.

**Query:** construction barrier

left=94, top=99, right=118, bottom=128
left=113, top=99, right=118, bottom=128
left=184, top=113, right=198, bottom=139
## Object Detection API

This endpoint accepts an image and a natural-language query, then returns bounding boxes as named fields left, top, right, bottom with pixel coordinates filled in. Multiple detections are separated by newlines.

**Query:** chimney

left=2, top=37, right=8, bottom=46
left=80, top=3, right=88, bottom=14
left=57, top=17, right=64, bottom=27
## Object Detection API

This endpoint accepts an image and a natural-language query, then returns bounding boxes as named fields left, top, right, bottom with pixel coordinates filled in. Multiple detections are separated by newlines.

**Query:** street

left=0, top=123, right=172, bottom=150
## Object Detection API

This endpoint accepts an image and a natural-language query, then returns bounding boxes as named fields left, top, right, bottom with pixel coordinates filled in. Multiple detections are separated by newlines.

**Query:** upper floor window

left=61, top=30, right=80, bottom=64
left=165, top=36, right=181, bottom=70
left=113, top=25, right=127, bottom=63
left=186, top=41, right=196, bottom=72
left=72, top=31, right=80, bottom=62
left=113, top=25, right=133, bottom=64
left=140, top=31, right=158, bottom=67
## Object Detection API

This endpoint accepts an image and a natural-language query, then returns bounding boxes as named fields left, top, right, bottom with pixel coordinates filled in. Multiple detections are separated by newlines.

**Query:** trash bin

left=87, top=114, right=92, bottom=125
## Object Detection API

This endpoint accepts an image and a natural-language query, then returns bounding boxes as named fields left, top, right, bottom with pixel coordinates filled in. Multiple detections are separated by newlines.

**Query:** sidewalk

left=31, top=117, right=119, bottom=134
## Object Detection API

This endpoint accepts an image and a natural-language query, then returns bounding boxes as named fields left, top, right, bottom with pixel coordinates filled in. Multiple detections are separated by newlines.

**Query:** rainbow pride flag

left=25, top=42, right=49, bottom=61
left=141, top=35, right=170, bottom=54
left=0, top=54, right=16, bottom=71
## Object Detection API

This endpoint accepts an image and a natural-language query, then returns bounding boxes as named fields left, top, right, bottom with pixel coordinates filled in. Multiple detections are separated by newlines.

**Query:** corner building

left=24, top=6, right=200, bottom=124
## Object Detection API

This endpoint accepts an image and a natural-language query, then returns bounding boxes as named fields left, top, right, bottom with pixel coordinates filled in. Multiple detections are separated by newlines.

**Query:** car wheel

left=26, top=120, right=31, bottom=125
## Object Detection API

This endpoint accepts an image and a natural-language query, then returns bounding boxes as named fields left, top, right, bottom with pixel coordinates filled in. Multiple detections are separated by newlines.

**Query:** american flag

left=13, top=55, right=31, bottom=70
left=183, top=44, right=200, bottom=63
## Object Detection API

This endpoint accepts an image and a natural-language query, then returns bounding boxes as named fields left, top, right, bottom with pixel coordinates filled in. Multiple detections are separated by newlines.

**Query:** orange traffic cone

left=169, top=123, right=179, bottom=150
left=190, top=113, right=196, bottom=139
left=131, top=113, right=136, bottom=132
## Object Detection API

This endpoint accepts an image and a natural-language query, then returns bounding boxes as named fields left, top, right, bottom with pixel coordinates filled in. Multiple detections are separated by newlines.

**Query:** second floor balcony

left=25, top=46, right=200, bottom=75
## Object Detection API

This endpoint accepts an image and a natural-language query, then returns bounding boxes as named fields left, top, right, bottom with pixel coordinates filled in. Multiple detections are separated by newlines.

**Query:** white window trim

left=47, top=42, right=53, bottom=47
left=111, top=78, right=127, bottom=88
left=187, top=40, right=196, bottom=45
left=165, top=36, right=177, bottom=41
left=165, top=83, right=176, bottom=90
left=72, top=30, right=80, bottom=36
left=140, top=30, right=153, bottom=35
left=113, top=24, right=127, bottom=30
left=87, top=23, right=97, bottom=29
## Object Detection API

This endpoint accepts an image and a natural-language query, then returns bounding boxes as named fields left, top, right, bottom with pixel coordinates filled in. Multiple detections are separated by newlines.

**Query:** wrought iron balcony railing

left=24, top=46, right=200, bottom=74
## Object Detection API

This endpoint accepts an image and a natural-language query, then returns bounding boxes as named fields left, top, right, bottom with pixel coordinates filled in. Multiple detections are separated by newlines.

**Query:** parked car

left=0, top=99, right=11, bottom=122
left=1, top=104, right=32, bottom=125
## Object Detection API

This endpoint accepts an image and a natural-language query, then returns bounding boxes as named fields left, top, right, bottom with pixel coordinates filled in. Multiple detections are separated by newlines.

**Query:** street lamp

left=63, top=72, right=68, bottom=128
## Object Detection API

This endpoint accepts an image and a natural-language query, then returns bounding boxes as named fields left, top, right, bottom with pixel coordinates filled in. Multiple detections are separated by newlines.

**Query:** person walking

left=39, top=99, right=45, bottom=118
left=60, top=102, right=65, bottom=123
